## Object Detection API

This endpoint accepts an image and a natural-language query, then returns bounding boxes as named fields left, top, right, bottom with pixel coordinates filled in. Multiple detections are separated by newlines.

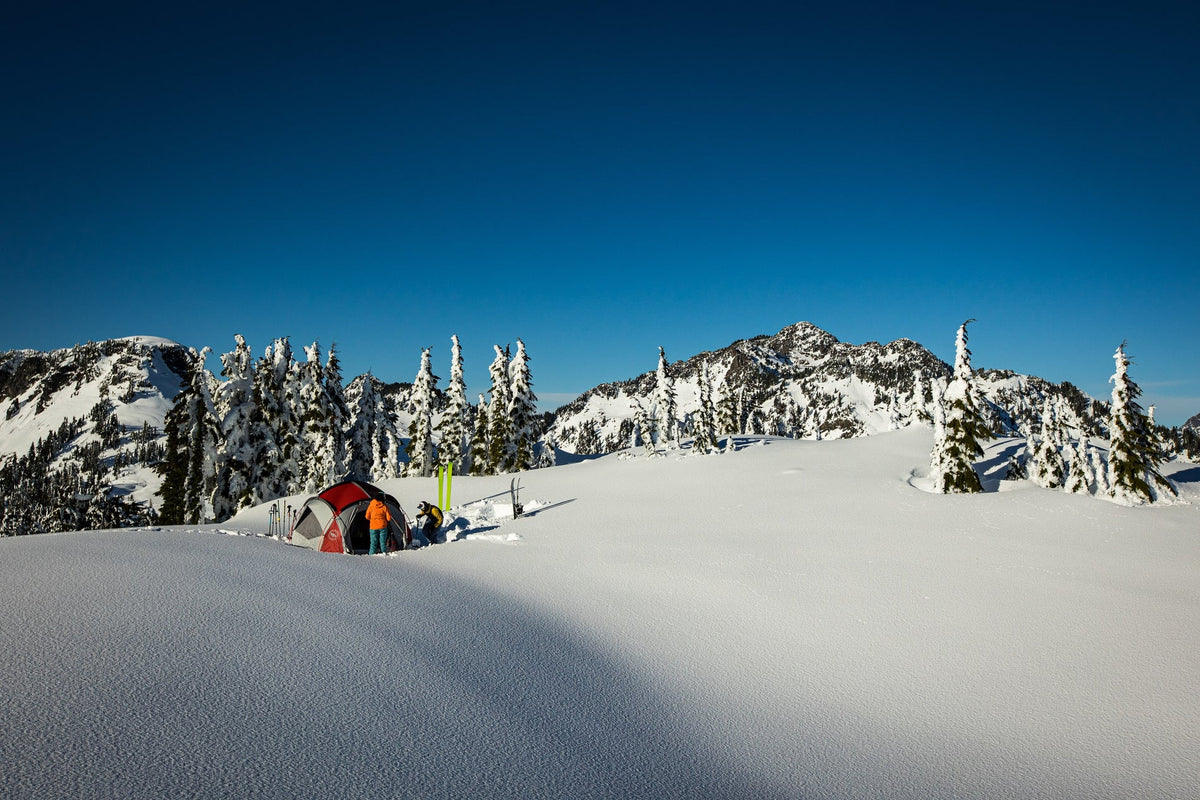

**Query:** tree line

left=157, top=334, right=542, bottom=525
left=0, top=413, right=157, bottom=534
left=928, top=321, right=1177, bottom=505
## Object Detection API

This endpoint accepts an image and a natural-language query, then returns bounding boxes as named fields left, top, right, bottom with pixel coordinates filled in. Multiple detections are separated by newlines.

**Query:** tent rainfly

left=290, top=480, right=411, bottom=554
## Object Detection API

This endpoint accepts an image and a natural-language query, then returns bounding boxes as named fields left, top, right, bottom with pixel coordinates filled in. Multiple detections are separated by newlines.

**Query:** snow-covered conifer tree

left=1004, top=451, right=1028, bottom=481
left=654, top=347, right=678, bottom=448
left=295, top=341, right=347, bottom=492
left=508, top=339, right=538, bottom=471
left=323, top=342, right=349, bottom=471
left=1064, top=432, right=1094, bottom=495
left=1107, top=343, right=1177, bottom=504
left=1030, top=399, right=1066, bottom=489
left=344, top=374, right=401, bottom=481
left=886, top=390, right=902, bottom=430
left=160, top=347, right=221, bottom=524
left=1089, top=443, right=1110, bottom=496
left=251, top=338, right=299, bottom=500
left=211, top=335, right=256, bottom=519
left=716, top=376, right=737, bottom=450
left=294, top=343, right=323, bottom=492
left=343, top=376, right=375, bottom=481
left=928, top=378, right=948, bottom=480
left=436, top=335, right=468, bottom=473
left=692, top=363, right=719, bottom=454
left=911, top=371, right=927, bottom=424
left=486, top=345, right=514, bottom=474
left=468, top=393, right=490, bottom=475
left=1146, top=405, right=1175, bottom=461
left=631, top=401, right=657, bottom=457
left=186, top=348, right=221, bottom=523
left=930, top=321, right=989, bottom=494
left=404, top=347, right=438, bottom=478
left=536, top=434, right=557, bottom=468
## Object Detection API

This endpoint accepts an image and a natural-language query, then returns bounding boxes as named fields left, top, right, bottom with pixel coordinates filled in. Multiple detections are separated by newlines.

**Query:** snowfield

left=2, top=427, right=1198, bottom=799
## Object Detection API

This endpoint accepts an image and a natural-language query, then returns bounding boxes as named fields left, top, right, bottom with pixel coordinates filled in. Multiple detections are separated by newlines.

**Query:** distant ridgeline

left=552, top=321, right=1141, bottom=454
left=1, top=323, right=1196, bottom=534
left=0, top=338, right=189, bottom=534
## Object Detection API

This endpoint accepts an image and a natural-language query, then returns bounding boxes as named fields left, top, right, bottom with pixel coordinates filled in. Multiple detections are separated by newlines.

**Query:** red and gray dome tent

left=290, top=480, right=411, bottom=554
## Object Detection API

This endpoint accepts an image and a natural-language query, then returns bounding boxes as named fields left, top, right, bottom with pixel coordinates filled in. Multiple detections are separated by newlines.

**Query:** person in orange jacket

left=365, top=492, right=392, bottom=554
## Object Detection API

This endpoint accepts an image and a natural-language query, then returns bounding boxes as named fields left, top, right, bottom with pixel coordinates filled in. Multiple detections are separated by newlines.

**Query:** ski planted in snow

left=510, top=476, right=523, bottom=518
left=438, top=463, right=453, bottom=510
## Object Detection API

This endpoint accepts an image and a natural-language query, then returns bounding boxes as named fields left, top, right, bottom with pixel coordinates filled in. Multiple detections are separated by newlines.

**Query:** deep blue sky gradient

left=3, top=1, right=1198, bottom=423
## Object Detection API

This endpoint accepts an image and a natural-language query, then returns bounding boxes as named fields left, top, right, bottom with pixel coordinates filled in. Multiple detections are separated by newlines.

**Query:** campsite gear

left=510, top=477, right=523, bottom=518
left=438, top=463, right=453, bottom=510
left=291, top=480, right=411, bottom=554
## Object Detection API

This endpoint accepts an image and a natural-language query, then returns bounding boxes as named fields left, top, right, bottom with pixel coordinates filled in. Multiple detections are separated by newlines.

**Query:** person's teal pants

left=369, top=527, right=387, bottom=554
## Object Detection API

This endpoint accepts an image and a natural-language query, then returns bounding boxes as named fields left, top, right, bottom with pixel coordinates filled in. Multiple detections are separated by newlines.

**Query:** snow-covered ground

left=2, top=427, right=1198, bottom=799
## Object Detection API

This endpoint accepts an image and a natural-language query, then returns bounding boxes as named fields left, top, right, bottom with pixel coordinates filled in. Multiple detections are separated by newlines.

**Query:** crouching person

left=415, top=501, right=443, bottom=545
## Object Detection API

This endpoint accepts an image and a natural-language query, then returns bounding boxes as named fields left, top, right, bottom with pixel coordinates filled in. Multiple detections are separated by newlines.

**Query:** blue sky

left=3, top=1, right=1198, bottom=424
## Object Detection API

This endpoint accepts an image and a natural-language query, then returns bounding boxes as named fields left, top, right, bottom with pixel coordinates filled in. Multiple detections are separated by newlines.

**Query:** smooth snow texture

left=2, top=428, right=1198, bottom=800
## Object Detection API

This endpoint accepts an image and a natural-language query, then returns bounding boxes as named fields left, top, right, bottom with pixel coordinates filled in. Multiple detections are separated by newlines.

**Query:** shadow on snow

left=0, top=534, right=793, bottom=800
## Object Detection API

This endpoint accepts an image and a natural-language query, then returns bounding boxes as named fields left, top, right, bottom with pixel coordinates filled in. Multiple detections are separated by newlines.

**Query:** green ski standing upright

left=438, top=463, right=453, bottom=510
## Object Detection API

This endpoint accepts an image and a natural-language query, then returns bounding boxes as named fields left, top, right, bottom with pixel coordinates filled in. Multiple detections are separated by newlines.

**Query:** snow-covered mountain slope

left=2, top=429, right=1197, bottom=799
left=0, top=337, right=191, bottom=503
left=549, top=321, right=1102, bottom=454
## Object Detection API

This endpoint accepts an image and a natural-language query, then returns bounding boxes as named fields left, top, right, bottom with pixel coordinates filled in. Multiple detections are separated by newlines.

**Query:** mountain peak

left=547, top=320, right=1108, bottom=455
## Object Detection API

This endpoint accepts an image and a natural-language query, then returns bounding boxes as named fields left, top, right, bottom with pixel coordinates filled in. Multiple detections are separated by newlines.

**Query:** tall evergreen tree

left=631, top=401, right=657, bottom=457
left=295, top=341, right=345, bottom=492
left=345, top=374, right=401, bottom=481
left=404, top=347, right=438, bottom=477
left=508, top=338, right=538, bottom=471
left=468, top=393, right=490, bottom=475
left=323, top=341, right=350, bottom=473
left=536, top=433, right=558, bottom=468
left=157, top=401, right=189, bottom=525
left=930, top=321, right=989, bottom=494
left=654, top=346, right=678, bottom=449
left=911, top=370, right=928, bottom=424
left=692, top=362, right=719, bottom=454
left=486, top=345, right=514, bottom=474
left=1107, top=343, right=1177, bottom=504
left=1030, top=398, right=1066, bottom=489
left=251, top=338, right=299, bottom=500
left=436, top=335, right=469, bottom=473
left=1089, top=442, right=1111, bottom=496
left=1064, top=431, right=1094, bottom=495
left=716, top=376, right=738, bottom=449
left=211, top=335, right=256, bottom=520
left=159, top=347, right=221, bottom=524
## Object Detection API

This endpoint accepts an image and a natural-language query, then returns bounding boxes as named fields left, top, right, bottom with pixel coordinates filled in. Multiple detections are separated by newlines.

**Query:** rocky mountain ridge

left=548, top=321, right=1110, bottom=454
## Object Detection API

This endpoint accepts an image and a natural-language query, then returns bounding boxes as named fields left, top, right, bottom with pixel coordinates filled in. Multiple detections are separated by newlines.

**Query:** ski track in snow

left=2, top=428, right=1199, bottom=800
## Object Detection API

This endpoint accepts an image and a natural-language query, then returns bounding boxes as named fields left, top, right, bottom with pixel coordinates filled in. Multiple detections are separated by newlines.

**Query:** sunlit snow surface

left=3, top=428, right=1198, bottom=799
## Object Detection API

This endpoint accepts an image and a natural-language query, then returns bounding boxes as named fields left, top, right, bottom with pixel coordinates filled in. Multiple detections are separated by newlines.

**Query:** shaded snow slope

left=2, top=428, right=1198, bottom=799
